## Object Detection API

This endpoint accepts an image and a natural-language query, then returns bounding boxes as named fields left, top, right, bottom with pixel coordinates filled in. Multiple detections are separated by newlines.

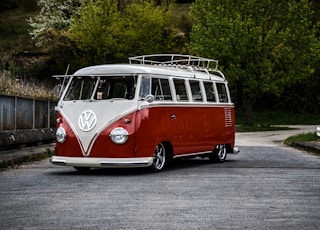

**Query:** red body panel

left=55, top=104, right=235, bottom=159
left=134, top=105, right=235, bottom=157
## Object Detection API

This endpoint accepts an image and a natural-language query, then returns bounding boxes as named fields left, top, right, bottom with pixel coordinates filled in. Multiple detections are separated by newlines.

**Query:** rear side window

left=173, top=79, right=188, bottom=101
left=216, top=83, right=229, bottom=103
left=189, top=80, right=203, bottom=102
left=151, top=78, right=172, bottom=101
left=204, top=81, right=216, bottom=102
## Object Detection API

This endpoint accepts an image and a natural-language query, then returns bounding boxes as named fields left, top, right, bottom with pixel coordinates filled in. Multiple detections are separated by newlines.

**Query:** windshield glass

left=63, top=75, right=136, bottom=101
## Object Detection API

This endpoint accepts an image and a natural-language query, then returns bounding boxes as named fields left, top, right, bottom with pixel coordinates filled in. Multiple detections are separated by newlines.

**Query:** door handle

left=170, top=114, right=176, bottom=119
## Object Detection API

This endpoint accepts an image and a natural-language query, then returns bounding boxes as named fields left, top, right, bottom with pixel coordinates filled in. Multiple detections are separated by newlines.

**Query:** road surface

left=0, top=125, right=319, bottom=229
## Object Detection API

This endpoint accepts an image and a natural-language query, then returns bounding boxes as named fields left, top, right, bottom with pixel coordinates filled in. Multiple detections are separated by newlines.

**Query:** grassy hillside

left=0, top=5, right=39, bottom=69
left=0, top=3, right=55, bottom=99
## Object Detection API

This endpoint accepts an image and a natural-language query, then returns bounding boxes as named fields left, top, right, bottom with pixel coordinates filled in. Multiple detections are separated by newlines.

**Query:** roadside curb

left=289, top=141, right=320, bottom=155
left=0, top=143, right=55, bottom=169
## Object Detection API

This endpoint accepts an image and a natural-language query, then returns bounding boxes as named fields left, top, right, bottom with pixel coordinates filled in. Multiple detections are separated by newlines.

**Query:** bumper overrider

left=50, top=156, right=154, bottom=168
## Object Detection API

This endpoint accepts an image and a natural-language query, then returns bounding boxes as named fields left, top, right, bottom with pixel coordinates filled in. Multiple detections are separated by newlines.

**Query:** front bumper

left=50, top=156, right=153, bottom=168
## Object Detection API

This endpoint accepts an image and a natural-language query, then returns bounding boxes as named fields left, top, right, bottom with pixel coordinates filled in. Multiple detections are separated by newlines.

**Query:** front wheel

left=209, top=144, right=227, bottom=163
left=150, top=143, right=166, bottom=172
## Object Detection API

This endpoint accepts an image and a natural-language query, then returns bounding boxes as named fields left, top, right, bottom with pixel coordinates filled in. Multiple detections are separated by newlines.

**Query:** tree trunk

left=243, top=97, right=254, bottom=126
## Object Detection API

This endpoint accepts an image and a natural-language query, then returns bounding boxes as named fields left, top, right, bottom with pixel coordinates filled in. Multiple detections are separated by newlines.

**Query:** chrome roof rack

left=128, top=54, right=225, bottom=79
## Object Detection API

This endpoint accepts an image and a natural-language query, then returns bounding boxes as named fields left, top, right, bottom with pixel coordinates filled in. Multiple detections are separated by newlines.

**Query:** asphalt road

left=0, top=126, right=319, bottom=230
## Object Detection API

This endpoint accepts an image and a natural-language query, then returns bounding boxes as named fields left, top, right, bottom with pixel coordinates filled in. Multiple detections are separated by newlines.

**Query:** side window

left=151, top=78, right=172, bottom=101
left=204, top=81, right=216, bottom=102
left=216, top=83, right=229, bottom=103
left=173, top=79, right=188, bottom=101
left=139, top=77, right=151, bottom=98
left=189, top=80, right=203, bottom=102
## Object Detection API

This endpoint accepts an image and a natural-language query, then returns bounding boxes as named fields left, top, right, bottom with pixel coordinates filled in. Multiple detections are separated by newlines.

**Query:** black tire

left=209, top=144, right=227, bottom=163
left=150, top=143, right=166, bottom=172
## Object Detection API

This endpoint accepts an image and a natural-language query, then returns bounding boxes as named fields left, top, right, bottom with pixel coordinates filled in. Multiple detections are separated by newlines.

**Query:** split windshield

left=63, top=75, right=136, bottom=101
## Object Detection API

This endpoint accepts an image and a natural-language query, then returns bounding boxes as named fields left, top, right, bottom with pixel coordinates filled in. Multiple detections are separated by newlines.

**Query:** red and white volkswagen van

left=51, top=54, right=239, bottom=172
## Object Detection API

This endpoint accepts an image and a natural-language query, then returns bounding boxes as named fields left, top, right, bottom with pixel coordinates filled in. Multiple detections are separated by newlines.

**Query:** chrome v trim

left=56, top=107, right=88, bottom=156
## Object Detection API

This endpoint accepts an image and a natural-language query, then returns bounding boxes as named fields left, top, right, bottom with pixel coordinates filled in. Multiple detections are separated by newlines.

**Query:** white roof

left=72, top=64, right=225, bottom=81
left=54, top=54, right=227, bottom=82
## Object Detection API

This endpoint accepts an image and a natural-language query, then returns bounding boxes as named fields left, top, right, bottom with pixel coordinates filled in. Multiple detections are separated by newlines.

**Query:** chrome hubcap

left=153, top=144, right=165, bottom=170
left=216, top=144, right=226, bottom=159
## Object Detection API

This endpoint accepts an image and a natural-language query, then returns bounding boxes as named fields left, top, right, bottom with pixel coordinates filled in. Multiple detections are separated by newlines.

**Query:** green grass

left=284, top=132, right=319, bottom=145
left=235, top=111, right=320, bottom=131
left=284, top=132, right=320, bottom=155
left=236, top=124, right=293, bottom=132
left=236, top=111, right=320, bottom=125
left=235, top=111, right=320, bottom=132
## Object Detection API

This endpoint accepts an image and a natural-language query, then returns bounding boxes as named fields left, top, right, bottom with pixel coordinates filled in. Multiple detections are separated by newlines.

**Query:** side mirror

left=145, top=94, right=155, bottom=103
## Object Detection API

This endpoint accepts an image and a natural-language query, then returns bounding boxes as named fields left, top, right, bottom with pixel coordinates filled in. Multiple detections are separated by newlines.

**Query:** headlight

left=56, top=127, right=66, bottom=143
left=110, top=127, right=128, bottom=144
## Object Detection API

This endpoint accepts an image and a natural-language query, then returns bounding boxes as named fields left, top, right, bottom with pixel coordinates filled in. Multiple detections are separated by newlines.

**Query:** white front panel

left=58, top=100, right=137, bottom=156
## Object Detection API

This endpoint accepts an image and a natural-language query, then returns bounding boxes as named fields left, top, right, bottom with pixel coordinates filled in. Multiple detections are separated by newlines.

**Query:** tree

left=27, top=0, right=83, bottom=76
left=28, top=0, right=81, bottom=47
left=188, top=0, right=320, bottom=125
left=68, top=0, right=178, bottom=64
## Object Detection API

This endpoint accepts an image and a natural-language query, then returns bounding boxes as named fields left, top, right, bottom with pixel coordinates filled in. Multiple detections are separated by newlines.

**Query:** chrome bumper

left=232, top=147, right=240, bottom=154
left=50, top=156, right=153, bottom=168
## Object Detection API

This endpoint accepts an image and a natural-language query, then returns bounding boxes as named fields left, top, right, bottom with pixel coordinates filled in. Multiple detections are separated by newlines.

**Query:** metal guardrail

left=0, top=95, right=56, bottom=131
left=0, top=95, right=57, bottom=149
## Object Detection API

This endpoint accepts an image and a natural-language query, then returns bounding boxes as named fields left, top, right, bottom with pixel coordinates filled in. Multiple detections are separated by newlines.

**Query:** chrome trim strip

left=51, top=156, right=153, bottom=168
left=139, top=103, right=234, bottom=110
left=173, top=151, right=211, bottom=158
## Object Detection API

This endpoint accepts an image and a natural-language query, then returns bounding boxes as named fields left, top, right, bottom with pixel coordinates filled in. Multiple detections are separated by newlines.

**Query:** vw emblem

left=78, top=110, right=97, bottom=132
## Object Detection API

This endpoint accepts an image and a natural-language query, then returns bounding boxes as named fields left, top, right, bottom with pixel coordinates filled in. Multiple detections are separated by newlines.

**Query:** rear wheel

left=209, top=144, right=227, bottom=163
left=150, top=143, right=166, bottom=172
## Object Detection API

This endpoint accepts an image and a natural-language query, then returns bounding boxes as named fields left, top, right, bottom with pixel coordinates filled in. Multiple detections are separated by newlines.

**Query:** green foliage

left=118, top=1, right=174, bottom=56
left=27, top=0, right=83, bottom=75
left=28, top=0, right=81, bottom=47
left=68, top=0, right=121, bottom=64
left=188, top=0, right=320, bottom=124
left=69, top=0, right=178, bottom=64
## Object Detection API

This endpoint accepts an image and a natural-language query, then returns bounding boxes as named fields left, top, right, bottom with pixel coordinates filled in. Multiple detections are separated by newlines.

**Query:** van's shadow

left=49, top=158, right=232, bottom=176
